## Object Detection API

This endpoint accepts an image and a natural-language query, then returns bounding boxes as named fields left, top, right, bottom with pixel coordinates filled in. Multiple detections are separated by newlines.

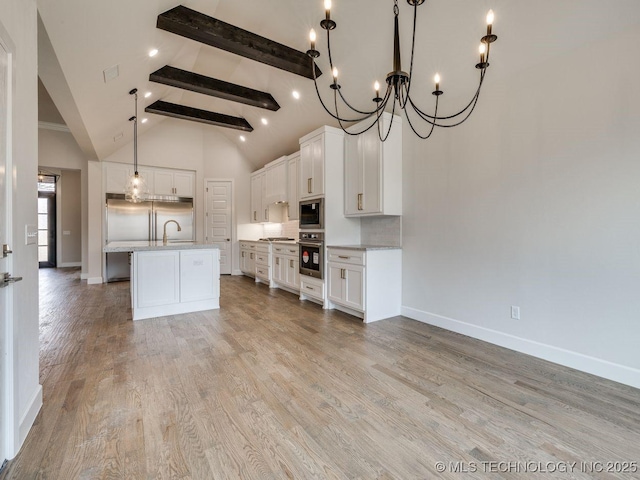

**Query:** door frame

left=0, top=20, right=16, bottom=463
left=203, top=178, right=236, bottom=275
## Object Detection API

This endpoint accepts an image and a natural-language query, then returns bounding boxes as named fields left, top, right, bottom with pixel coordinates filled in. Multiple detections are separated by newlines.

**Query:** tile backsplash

left=360, top=216, right=402, bottom=247
left=263, top=219, right=299, bottom=239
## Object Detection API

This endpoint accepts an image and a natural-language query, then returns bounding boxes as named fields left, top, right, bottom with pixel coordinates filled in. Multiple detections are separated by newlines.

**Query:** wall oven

left=299, top=198, right=324, bottom=230
left=298, top=232, right=324, bottom=279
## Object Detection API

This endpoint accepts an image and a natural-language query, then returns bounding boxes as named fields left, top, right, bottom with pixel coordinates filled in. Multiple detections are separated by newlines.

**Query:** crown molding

left=38, top=121, right=70, bottom=133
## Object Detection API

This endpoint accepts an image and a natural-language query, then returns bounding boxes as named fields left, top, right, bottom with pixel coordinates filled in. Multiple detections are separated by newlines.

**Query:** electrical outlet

left=511, top=306, right=521, bottom=320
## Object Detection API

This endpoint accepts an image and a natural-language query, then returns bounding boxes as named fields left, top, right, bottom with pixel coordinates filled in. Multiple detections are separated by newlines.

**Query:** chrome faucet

left=162, top=220, right=182, bottom=245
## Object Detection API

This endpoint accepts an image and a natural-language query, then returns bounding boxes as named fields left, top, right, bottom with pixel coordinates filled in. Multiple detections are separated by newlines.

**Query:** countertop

left=104, top=241, right=219, bottom=253
left=239, top=239, right=298, bottom=245
left=326, top=244, right=402, bottom=251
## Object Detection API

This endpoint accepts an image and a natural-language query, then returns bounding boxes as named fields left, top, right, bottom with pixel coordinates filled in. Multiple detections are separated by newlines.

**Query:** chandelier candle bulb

left=325, top=0, right=331, bottom=20
left=486, top=9, right=494, bottom=36
left=434, top=73, right=440, bottom=91
left=310, top=29, right=316, bottom=50
left=479, top=43, right=486, bottom=63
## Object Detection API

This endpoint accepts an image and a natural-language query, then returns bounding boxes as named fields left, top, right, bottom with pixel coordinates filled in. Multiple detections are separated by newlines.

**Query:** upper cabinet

left=298, top=126, right=343, bottom=200
left=250, top=169, right=266, bottom=223
left=344, top=113, right=402, bottom=217
left=287, top=151, right=300, bottom=220
left=104, top=162, right=193, bottom=198
left=264, top=156, right=288, bottom=204
left=154, top=169, right=195, bottom=197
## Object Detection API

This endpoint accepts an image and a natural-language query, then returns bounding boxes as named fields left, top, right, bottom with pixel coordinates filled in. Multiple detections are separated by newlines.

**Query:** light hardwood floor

left=2, top=268, right=639, bottom=479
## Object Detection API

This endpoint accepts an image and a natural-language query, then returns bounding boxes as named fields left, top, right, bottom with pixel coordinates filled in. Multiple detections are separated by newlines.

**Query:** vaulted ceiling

left=37, top=0, right=640, bottom=167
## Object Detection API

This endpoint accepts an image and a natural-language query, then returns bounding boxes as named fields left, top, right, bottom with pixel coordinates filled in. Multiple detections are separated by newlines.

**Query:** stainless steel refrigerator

left=105, top=193, right=194, bottom=282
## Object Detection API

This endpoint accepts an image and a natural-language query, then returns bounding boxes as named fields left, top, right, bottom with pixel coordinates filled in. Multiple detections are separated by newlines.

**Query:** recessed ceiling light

left=148, top=49, right=158, bottom=57
left=292, top=90, right=300, bottom=99
left=141, top=118, right=148, bottom=124
left=144, top=91, right=152, bottom=98
left=239, top=135, right=246, bottom=142
left=261, top=118, right=268, bottom=125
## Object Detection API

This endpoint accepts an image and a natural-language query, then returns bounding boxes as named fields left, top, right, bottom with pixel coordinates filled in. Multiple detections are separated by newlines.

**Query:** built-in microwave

left=299, top=198, right=324, bottom=230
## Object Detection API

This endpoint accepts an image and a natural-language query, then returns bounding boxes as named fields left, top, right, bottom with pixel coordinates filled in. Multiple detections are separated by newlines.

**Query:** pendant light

left=124, top=88, right=149, bottom=202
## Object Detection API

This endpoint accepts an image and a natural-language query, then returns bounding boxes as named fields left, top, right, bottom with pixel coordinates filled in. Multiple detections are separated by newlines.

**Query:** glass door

left=37, top=177, right=57, bottom=268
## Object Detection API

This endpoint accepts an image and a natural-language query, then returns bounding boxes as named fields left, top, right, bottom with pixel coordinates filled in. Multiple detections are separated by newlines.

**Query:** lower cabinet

left=327, top=247, right=401, bottom=323
left=254, top=243, right=272, bottom=286
left=240, top=241, right=257, bottom=276
left=131, top=248, right=220, bottom=321
left=272, top=243, right=299, bottom=293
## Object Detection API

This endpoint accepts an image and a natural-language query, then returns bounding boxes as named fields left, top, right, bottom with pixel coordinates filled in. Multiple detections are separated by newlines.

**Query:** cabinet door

left=328, top=263, right=345, bottom=304
left=105, top=163, right=130, bottom=194
left=299, top=141, right=313, bottom=200
left=272, top=254, right=284, bottom=283
left=286, top=256, right=300, bottom=290
left=250, top=173, right=262, bottom=223
left=265, top=159, right=287, bottom=204
left=260, top=172, right=270, bottom=222
left=174, top=171, right=194, bottom=197
left=134, top=251, right=180, bottom=308
left=344, top=265, right=365, bottom=310
left=310, top=136, right=324, bottom=197
left=180, top=250, right=219, bottom=302
left=344, top=135, right=361, bottom=215
left=287, top=154, right=300, bottom=220
left=154, top=170, right=174, bottom=195
left=360, top=128, right=381, bottom=214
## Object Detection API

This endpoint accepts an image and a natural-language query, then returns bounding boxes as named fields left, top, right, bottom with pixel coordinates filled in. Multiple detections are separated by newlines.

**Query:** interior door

left=205, top=180, right=232, bottom=275
left=0, top=36, right=11, bottom=466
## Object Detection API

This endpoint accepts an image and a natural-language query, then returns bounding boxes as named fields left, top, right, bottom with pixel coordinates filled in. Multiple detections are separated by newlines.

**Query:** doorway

left=37, top=179, right=57, bottom=268
left=204, top=180, right=233, bottom=275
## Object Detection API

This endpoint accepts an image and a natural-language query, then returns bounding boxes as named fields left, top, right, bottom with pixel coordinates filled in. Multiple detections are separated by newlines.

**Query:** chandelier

left=124, top=88, right=149, bottom=203
left=306, top=0, right=498, bottom=140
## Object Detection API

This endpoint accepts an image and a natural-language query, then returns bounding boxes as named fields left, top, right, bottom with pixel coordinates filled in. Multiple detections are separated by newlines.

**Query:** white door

left=0, top=38, right=13, bottom=464
left=205, top=180, right=232, bottom=275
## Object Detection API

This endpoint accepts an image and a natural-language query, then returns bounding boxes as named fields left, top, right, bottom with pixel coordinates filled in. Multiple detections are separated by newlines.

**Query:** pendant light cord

left=129, top=88, right=138, bottom=175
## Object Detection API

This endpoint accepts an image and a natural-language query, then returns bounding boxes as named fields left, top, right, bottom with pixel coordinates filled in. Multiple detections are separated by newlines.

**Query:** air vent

left=103, top=64, right=120, bottom=83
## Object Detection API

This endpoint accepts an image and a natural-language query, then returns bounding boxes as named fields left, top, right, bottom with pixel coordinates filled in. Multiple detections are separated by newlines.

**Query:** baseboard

left=80, top=273, right=89, bottom=280
left=401, top=306, right=640, bottom=390
left=86, top=277, right=103, bottom=285
left=232, top=269, right=243, bottom=276
left=59, top=262, right=81, bottom=268
left=18, top=385, right=42, bottom=452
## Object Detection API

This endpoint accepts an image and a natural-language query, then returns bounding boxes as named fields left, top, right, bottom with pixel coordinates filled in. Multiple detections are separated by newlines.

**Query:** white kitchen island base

left=132, top=249, right=220, bottom=321
left=103, top=242, right=220, bottom=321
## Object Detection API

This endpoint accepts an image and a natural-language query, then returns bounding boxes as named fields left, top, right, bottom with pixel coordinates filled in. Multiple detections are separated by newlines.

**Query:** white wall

left=88, top=118, right=257, bottom=280
left=0, top=0, right=41, bottom=457
left=401, top=23, right=640, bottom=388
left=39, top=128, right=87, bottom=272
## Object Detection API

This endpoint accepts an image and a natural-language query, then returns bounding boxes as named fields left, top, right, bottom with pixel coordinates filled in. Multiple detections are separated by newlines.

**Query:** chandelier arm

left=336, top=85, right=388, bottom=116
left=407, top=69, right=486, bottom=121
left=404, top=95, right=439, bottom=139
left=333, top=88, right=388, bottom=136
left=409, top=85, right=483, bottom=128
left=377, top=94, right=398, bottom=142
left=310, top=59, right=373, bottom=123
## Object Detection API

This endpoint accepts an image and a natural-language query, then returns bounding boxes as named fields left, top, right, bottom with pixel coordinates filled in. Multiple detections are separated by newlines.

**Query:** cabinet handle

left=338, top=255, right=350, bottom=260
left=358, top=193, right=363, bottom=211
left=289, top=259, right=294, bottom=268
left=254, top=211, right=257, bottom=221
left=341, top=268, right=346, bottom=279
left=250, top=253, right=254, bottom=259
left=242, top=251, right=245, bottom=258
left=306, top=286, right=314, bottom=290
left=308, top=178, right=312, bottom=194
left=276, top=258, right=279, bottom=265
left=265, top=208, right=269, bottom=221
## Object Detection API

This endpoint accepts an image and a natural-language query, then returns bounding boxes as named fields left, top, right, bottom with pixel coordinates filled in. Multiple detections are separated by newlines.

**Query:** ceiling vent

left=103, top=64, right=120, bottom=83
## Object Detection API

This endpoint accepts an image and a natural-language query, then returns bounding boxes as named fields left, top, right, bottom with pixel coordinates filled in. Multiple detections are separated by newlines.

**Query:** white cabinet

left=254, top=242, right=272, bottom=286
left=154, top=169, right=195, bottom=197
left=287, top=152, right=300, bottom=220
left=265, top=156, right=288, bottom=204
left=300, top=275, right=325, bottom=303
left=104, top=162, right=192, bottom=197
left=327, top=247, right=402, bottom=323
left=105, top=163, right=131, bottom=194
left=344, top=113, right=402, bottom=216
left=298, top=127, right=343, bottom=200
left=131, top=248, right=220, bottom=321
left=250, top=171, right=264, bottom=223
left=272, top=243, right=299, bottom=292
left=240, top=241, right=257, bottom=276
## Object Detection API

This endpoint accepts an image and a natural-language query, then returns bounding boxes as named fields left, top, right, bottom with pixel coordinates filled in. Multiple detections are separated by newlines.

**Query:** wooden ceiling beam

left=157, top=5, right=322, bottom=80
left=145, top=100, right=253, bottom=132
left=150, top=65, right=280, bottom=111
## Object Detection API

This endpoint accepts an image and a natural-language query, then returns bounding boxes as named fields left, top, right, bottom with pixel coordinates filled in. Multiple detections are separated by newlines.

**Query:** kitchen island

left=104, top=241, right=220, bottom=321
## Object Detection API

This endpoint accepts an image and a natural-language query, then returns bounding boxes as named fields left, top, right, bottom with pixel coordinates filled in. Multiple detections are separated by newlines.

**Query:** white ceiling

left=37, top=0, right=640, bottom=167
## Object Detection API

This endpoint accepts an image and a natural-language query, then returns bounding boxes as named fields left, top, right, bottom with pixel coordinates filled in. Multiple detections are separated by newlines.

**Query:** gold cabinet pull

left=357, top=193, right=363, bottom=211
left=307, top=178, right=312, bottom=194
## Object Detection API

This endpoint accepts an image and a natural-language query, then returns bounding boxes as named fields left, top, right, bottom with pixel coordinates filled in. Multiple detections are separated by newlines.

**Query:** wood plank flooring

left=2, top=268, right=639, bottom=479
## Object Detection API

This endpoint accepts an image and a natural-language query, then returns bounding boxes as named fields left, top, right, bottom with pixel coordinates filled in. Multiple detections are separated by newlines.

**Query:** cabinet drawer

left=255, top=243, right=270, bottom=253
left=255, top=253, right=270, bottom=266
left=240, top=242, right=257, bottom=250
left=273, top=245, right=299, bottom=256
left=328, top=249, right=365, bottom=266
left=300, top=277, right=324, bottom=300
left=255, top=266, right=270, bottom=280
